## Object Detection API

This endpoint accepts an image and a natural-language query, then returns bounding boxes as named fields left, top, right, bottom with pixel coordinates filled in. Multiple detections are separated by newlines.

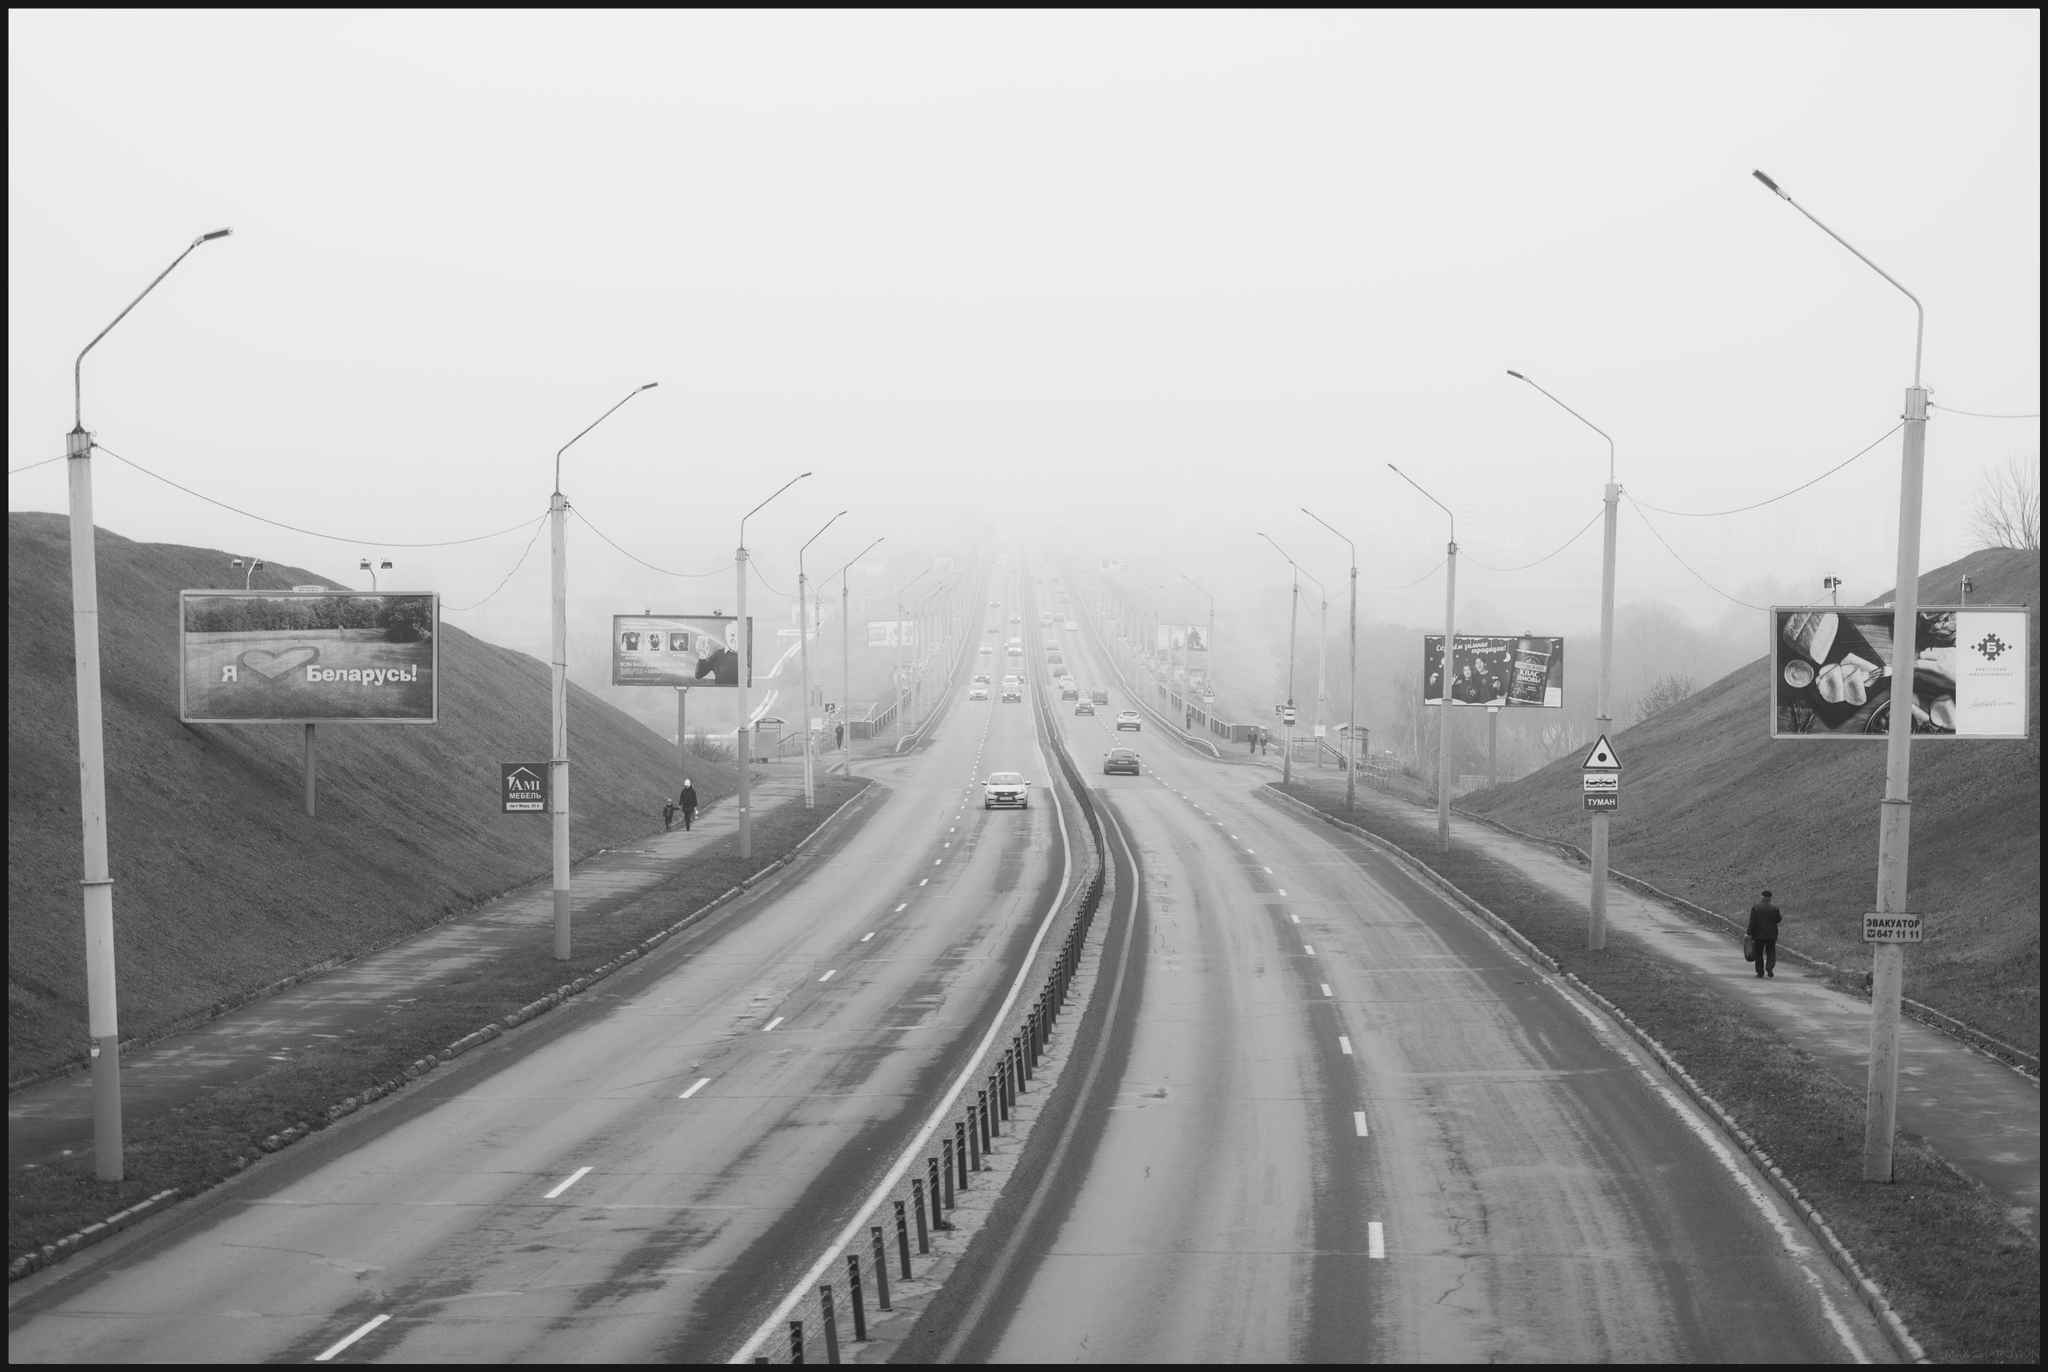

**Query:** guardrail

left=735, top=584, right=1111, bottom=1364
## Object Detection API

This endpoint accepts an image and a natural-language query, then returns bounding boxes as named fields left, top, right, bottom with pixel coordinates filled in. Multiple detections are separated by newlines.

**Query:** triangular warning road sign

left=1582, top=735, right=1621, bottom=770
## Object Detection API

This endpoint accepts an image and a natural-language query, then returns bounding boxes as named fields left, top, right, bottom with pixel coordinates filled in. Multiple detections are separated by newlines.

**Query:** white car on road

left=983, top=771, right=1030, bottom=809
left=1116, top=710, right=1142, bottom=731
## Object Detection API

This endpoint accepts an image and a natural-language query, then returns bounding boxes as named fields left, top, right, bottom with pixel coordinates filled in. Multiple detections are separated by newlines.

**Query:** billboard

left=612, top=615, right=753, bottom=687
left=867, top=620, right=919, bottom=648
left=1424, top=634, right=1565, bottom=707
left=1099, top=558, right=1131, bottom=573
left=180, top=591, right=438, bottom=724
left=1771, top=606, right=2029, bottom=739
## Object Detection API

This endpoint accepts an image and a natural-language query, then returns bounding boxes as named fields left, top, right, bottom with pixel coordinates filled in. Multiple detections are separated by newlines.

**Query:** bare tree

left=1967, top=453, right=2040, bottom=551
left=1632, top=674, right=1698, bottom=724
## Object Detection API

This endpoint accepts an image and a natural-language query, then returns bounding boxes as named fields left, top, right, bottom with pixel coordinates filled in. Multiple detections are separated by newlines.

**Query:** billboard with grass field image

left=180, top=591, right=439, bottom=723
left=1770, top=606, right=2029, bottom=739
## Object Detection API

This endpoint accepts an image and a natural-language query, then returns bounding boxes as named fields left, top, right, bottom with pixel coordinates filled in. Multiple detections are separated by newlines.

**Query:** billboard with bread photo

left=1770, top=606, right=2029, bottom=739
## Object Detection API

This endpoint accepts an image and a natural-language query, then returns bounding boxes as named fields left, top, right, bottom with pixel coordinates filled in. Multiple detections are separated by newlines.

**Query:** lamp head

left=1752, top=170, right=1787, bottom=198
left=198, top=228, right=233, bottom=243
left=359, top=558, right=371, bottom=571
left=1506, top=369, right=1525, bottom=380
left=380, top=560, right=393, bottom=571
left=232, top=558, right=244, bottom=569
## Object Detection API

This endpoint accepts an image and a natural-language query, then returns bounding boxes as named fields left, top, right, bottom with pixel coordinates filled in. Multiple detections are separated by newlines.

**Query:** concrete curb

left=1453, top=806, right=2041, bottom=1082
left=1258, top=783, right=1932, bottom=1367
left=7, top=781, right=875, bottom=1286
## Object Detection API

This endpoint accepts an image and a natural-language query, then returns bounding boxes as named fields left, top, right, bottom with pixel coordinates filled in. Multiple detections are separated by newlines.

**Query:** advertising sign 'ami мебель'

left=180, top=591, right=439, bottom=724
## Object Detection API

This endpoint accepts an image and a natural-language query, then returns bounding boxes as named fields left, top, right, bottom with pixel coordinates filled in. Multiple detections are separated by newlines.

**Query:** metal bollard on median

left=941, top=1138, right=956, bottom=1210
left=895, top=1199, right=914, bottom=1275
left=871, top=1224, right=892, bottom=1311
left=846, top=1255, right=867, bottom=1343
left=958, top=1119, right=972, bottom=1182
left=911, top=1180, right=930, bottom=1254
left=819, top=1284, right=841, bottom=1365
left=789, top=1319, right=804, bottom=1364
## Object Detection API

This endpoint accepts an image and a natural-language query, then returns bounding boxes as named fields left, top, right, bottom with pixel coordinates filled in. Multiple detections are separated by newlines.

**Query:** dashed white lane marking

left=543, top=1166, right=593, bottom=1199
left=1230, top=834, right=1240, bottom=840
left=861, top=932, right=875, bottom=942
left=1353, top=1111, right=1369, bottom=1137
left=1245, top=848, right=1256, bottom=854
left=1290, top=913, right=1300, bottom=924
left=1304, top=944, right=1316, bottom=956
left=819, top=970, right=837, bottom=982
left=1338, top=1036, right=1353, bottom=1055
left=1277, top=889, right=1287, bottom=896
left=895, top=903, right=908, bottom=912
left=1264, top=867, right=1274, bottom=874
left=763, top=1016, right=785, bottom=1032
left=1321, top=983, right=1333, bottom=997
left=934, top=859, right=943, bottom=865
left=315, top=1313, right=391, bottom=1361
left=919, top=879, right=929, bottom=886
left=1368, top=1221, right=1385, bottom=1258
left=679, top=1078, right=710, bottom=1099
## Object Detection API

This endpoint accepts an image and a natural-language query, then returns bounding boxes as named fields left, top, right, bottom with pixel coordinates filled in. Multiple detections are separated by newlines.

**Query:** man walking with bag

left=677, top=778, right=699, bottom=833
left=1746, top=889, right=1783, bottom=978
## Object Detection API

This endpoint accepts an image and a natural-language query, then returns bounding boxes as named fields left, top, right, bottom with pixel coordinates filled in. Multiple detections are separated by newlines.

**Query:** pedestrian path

left=1283, top=770, right=2041, bottom=1238
left=7, top=771, right=805, bottom=1176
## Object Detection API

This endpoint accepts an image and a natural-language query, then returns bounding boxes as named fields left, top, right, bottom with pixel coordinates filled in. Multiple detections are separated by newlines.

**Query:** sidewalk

left=1281, top=769, right=2041, bottom=1238
left=8, top=771, right=805, bottom=1177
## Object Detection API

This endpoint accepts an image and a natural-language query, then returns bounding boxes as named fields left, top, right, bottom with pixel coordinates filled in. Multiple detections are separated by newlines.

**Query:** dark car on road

left=1103, top=747, right=1140, bottom=776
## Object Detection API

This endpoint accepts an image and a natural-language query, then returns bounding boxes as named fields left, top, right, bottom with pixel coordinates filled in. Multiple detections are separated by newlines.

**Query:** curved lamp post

left=1302, top=510, right=1359, bottom=812
left=735, top=472, right=811, bottom=857
left=797, top=511, right=848, bottom=809
left=833, top=538, right=884, bottom=776
left=1387, top=465, right=1456, bottom=852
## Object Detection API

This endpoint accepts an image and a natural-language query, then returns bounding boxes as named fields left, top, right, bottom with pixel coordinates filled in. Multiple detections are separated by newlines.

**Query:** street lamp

left=736, top=472, right=811, bottom=858
left=895, top=568, right=930, bottom=738
left=65, top=226, right=233, bottom=1181
left=1256, top=533, right=1306, bottom=786
left=358, top=557, right=393, bottom=592
left=1387, top=465, right=1457, bottom=853
left=834, top=538, right=884, bottom=777
left=1755, top=168, right=1929, bottom=1184
left=1184, top=574, right=1216, bottom=728
left=1507, top=368, right=1619, bottom=948
left=231, top=557, right=265, bottom=591
left=1302, top=510, right=1360, bottom=812
left=797, top=511, right=848, bottom=810
left=548, top=382, right=658, bottom=958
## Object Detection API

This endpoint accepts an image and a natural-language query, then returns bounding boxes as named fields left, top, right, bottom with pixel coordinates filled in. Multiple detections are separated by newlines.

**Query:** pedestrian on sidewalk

left=1247, top=731, right=1257, bottom=756
left=678, top=779, right=699, bottom=832
left=1747, top=889, right=1782, bottom=978
left=835, top=722, right=845, bottom=750
left=662, top=798, right=676, bottom=831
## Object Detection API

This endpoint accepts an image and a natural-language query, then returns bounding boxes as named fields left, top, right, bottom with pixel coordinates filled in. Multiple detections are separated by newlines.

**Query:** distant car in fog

left=1062, top=685, right=1079, bottom=700
left=1074, top=700, right=1095, bottom=715
left=1091, top=689, right=1109, bottom=705
left=1116, top=710, right=1141, bottom=731
left=1103, top=747, right=1140, bottom=776
left=1066, top=620, right=1078, bottom=630
left=1009, top=613, right=1021, bottom=624
left=969, top=684, right=988, bottom=701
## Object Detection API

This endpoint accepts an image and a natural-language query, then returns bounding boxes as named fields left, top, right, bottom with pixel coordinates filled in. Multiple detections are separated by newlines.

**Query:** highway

left=9, top=548, right=1896, bottom=1364
left=6, top=563, right=1072, bottom=1363
left=907, top=555, right=1895, bottom=1363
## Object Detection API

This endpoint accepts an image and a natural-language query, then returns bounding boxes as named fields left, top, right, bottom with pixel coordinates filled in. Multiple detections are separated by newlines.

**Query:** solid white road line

left=1354, top=1111, right=1369, bottom=1137
left=543, top=1166, right=592, bottom=1200
left=763, top=1017, right=784, bottom=1032
left=314, top=1313, right=391, bottom=1362
left=1338, top=1036, right=1353, bottom=1055
left=680, top=1078, right=711, bottom=1099
left=1368, top=1221, right=1385, bottom=1258
left=820, top=970, right=837, bottom=982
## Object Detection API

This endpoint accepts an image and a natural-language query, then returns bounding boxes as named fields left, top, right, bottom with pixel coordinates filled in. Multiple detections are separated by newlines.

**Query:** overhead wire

left=1626, top=495, right=1766, bottom=611
left=1463, top=505, right=1606, bottom=572
left=443, top=513, right=550, bottom=612
left=1930, top=403, right=2039, bottom=419
left=570, top=507, right=733, bottom=579
left=9, top=454, right=65, bottom=476
left=1631, top=424, right=1900, bottom=517
left=1357, top=558, right=1447, bottom=591
left=92, top=443, right=546, bottom=547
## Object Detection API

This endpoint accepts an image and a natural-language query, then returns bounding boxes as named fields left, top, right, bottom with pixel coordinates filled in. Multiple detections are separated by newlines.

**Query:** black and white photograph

left=8, top=9, right=2037, bottom=1366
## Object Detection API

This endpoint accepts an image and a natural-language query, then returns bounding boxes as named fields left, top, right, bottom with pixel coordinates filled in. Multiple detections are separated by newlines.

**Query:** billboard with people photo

left=1771, top=606, right=2029, bottom=739
left=180, top=590, right=439, bottom=723
left=1423, top=634, right=1565, bottom=707
left=612, top=614, right=752, bottom=687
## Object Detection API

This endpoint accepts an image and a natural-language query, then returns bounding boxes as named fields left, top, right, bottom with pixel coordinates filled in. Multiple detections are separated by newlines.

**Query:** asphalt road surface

left=9, top=552, right=1897, bottom=1363
left=8, top=569, right=1075, bottom=1364
left=909, top=558, right=1894, bottom=1363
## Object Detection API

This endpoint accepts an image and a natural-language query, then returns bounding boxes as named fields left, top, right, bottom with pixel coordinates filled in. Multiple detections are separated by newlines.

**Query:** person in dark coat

left=677, top=779, right=699, bottom=832
left=1746, top=889, right=1783, bottom=978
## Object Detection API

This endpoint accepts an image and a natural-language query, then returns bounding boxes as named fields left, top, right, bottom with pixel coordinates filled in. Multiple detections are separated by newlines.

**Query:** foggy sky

left=9, top=11, right=2039, bottom=654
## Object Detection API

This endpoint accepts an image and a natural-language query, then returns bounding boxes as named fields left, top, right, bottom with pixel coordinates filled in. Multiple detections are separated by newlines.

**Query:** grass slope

left=1462, top=548, right=2040, bottom=1053
left=8, top=511, right=734, bottom=1081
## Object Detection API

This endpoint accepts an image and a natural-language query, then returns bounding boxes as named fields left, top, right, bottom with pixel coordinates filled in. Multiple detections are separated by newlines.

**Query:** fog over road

left=9, top=549, right=1894, bottom=1363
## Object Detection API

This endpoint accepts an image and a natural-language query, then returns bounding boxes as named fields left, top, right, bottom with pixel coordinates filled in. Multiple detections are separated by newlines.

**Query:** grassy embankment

left=8, top=510, right=736, bottom=1083
left=9, top=774, right=867, bottom=1261
left=1277, top=777, right=2037, bottom=1364
left=1461, top=546, right=2039, bottom=1055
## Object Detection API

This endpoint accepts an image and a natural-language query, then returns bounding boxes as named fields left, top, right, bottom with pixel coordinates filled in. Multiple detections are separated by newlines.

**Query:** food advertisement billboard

left=612, top=615, right=752, bottom=687
left=1424, top=634, right=1564, bottom=707
left=1771, top=606, right=2029, bottom=738
left=180, top=591, right=439, bottom=724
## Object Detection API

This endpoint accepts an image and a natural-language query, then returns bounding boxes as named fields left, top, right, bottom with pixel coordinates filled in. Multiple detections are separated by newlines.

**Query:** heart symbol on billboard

left=239, top=646, right=320, bottom=681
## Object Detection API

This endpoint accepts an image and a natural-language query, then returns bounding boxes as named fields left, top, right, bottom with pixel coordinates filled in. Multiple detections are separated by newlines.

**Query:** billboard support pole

left=550, top=491, right=572, bottom=959
left=736, top=543, right=751, bottom=857
left=1438, top=536, right=1456, bottom=852
left=843, top=578, right=853, bottom=774
left=304, top=723, right=317, bottom=818
left=676, top=687, right=688, bottom=794
left=1868, top=383, right=1928, bottom=1181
